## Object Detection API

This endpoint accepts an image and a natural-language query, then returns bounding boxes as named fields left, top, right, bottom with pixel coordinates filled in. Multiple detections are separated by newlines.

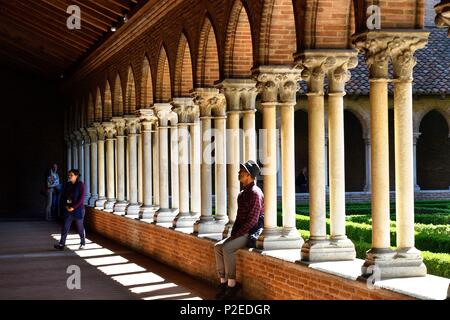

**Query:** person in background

left=296, top=167, right=308, bottom=193
left=54, top=169, right=86, bottom=250
left=214, top=160, right=264, bottom=300
left=45, top=164, right=61, bottom=221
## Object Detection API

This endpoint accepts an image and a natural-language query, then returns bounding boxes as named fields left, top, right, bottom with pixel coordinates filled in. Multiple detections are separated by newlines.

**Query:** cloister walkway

left=0, top=220, right=216, bottom=300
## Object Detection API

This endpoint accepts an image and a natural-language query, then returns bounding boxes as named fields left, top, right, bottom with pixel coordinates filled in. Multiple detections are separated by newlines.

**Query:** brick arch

left=156, top=45, right=172, bottom=102
left=125, top=65, right=137, bottom=114
left=259, top=0, right=296, bottom=65
left=103, top=80, right=112, bottom=121
left=113, top=73, right=124, bottom=116
left=224, top=0, right=254, bottom=78
left=196, top=16, right=220, bottom=87
left=174, top=32, right=194, bottom=97
left=94, top=87, right=102, bottom=123
left=88, top=93, right=95, bottom=124
left=141, top=55, right=154, bottom=107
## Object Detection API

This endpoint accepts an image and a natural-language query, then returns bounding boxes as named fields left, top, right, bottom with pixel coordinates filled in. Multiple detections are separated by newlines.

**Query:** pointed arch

left=174, top=32, right=194, bottom=97
left=113, top=73, right=124, bottom=116
left=125, top=65, right=137, bottom=114
left=94, top=88, right=102, bottom=123
left=156, top=45, right=172, bottom=102
left=196, top=16, right=220, bottom=87
left=87, top=93, right=95, bottom=125
left=259, top=0, right=296, bottom=64
left=224, top=1, right=254, bottom=78
left=103, top=80, right=112, bottom=121
left=141, top=55, right=154, bottom=108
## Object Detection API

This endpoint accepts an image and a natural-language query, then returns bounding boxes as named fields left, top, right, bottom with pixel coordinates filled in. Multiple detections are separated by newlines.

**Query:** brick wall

left=85, top=207, right=415, bottom=300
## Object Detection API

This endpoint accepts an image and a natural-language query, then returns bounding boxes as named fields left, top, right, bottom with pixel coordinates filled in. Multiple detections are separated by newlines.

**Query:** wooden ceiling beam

left=71, top=0, right=119, bottom=22
left=87, top=0, right=125, bottom=17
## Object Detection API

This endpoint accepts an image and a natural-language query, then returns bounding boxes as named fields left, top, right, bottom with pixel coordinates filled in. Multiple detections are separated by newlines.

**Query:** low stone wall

left=84, top=207, right=414, bottom=300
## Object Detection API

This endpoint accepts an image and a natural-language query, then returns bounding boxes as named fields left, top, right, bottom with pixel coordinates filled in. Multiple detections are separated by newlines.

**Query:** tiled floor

left=0, top=221, right=217, bottom=300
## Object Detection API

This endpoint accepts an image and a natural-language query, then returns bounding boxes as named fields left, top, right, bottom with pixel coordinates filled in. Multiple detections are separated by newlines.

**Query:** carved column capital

left=171, top=97, right=199, bottom=124
left=111, top=117, right=127, bottom=136
left=87, top=126, right=98, bottom=143
left=154, top=103, right=178, bottom=126
left=124, top=115, right=141, bottom=134
left=137, top=108, right=158, bottom=131
left=294, top=51, right=337, bottom=93
left=102, top=122, right=117, bottom=139
left=216, top=79, right=258, bottom=111
left=95, top=122, right=105, bottom=140
left=435, top=1, right=450, bottom=37
left=252, top=65, right=301, bottom=103
left=192, top=88, right=226, bottom=117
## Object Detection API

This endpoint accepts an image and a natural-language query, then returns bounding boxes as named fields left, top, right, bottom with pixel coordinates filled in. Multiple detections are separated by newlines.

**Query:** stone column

left=391, top=32, right=428, bottom=276
left=71, top=133, right=78, bottom=169
left=75, top=130, right=84, bottom=180
left=65, top=136, right=72, bottom=173
left=295, top=53, right=330, bottom=259
left=192, top=88, right=228, bottom=234
left=153, top=103, right=179, bottom=224
left=190, top=117, right=201, bottom=219
left=138, top=108, right=158, bottom=220
left=87, top=126, right=99, bottom=207
left=138, top=128, right=143, bottom=204
left=102, top=122, right=117, bottom=211
left=363, top=136, right=372, bottom=192
left=252, top=66, right=282, bottom=249
left=124, top=115, right=141, bottom=216
left=413, top=132, right=421, bottom=191
left=218, top=79, right=257, bottom=237
left=435, top=1, right=450, bottom=37
left=326, top=51, right=358, bottom=260
left=279, top=71, right=304, bottom=248
left=170, top=118, right=180, bottom=211
left=95, top=124, right=107, bottom=208
left=172, top=98, right=200, bottom=228
left=214, top=99, right=228, bottom=227
left=111, top=117, right=128, bottom=213
left=153, top=124, right=160, bottom=207
left=82, top=129, right=91, bottom=204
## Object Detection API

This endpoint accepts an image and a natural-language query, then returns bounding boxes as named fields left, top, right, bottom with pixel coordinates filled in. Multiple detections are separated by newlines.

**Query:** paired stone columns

left=153, top=103, right=179, bottom=224
left=125, top=116, right=141, bottom=215
left=172, top=97, right=201, bottom=228
left=218, top=79, right=258, bottom=238
left=295, top=51, right=357, bottom=261
left=252, top=66, right=303, bottom=250
left=95, top=124, right=107, bottom=208
left=138, top=108, right=158, bottom=220
left=111, top=117, right=128, bottom=213
left=353, top=30, right=428, bottom=278
left=82, top=128, right=91, bottom=204
left=75, top=130, right=84, bottom=181
left=435, top=1, right=450, bottom=37
left=192, top=88, right=228, bottom=234
left=102, top=122, right=117, bottom=211
left=87, top=125, right=99, bottom=207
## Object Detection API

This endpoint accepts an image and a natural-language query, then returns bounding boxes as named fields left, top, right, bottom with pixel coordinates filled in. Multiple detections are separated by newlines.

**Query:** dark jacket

left=61, top=181, right=85, bottom=219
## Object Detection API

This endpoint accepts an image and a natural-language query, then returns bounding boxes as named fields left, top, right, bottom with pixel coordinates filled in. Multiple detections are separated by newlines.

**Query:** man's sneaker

left=54, top=244, right=64, bottom=250
left=79, top=244, right=86, bottom=250
left=215, top=283, right=228, bottom=300
left=221, top=283, right=242, bottom=300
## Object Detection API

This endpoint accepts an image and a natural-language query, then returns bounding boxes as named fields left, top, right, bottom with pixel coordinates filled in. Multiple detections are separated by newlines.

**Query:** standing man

left=214, top=160, right=264, bottom=300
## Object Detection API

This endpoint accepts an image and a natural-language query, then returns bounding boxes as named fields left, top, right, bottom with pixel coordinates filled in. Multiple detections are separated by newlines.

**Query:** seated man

left=214, top=160, right=264, bottom=300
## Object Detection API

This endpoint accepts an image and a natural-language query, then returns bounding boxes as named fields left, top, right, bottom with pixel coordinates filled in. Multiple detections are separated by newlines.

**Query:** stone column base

left=103, top=199, right=116, bottom=212
left=125, top=203, right=141, bottom=215
left=113, top=201, right=128, bottom=214
left=361, top=247, right=427, bottom=279
left=301, top=238, right=356, bottom=262
left=193, top=219, right=227, bottom=235
left=256, top=228, right=304, bottom=250
left=137, top=205, right=158, bottom=221
left=88, top=195, right=98, bottom=207
left=222, top=222, right=234, bottom=239
left=154, top=208, right=179, bottom=224
left=173, top=212, right=200, bottom=228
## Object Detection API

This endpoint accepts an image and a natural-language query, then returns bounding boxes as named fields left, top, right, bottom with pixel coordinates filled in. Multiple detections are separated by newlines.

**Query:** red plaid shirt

left=230, top=181, right=264, bottom=239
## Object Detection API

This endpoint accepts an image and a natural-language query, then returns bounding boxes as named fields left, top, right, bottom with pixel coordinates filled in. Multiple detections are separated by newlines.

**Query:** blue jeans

left=59, top=214, right=85, bottom=246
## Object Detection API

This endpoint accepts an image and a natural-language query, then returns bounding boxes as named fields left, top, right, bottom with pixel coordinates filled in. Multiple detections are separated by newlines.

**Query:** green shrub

left=421, top=251, right=450, bottom=279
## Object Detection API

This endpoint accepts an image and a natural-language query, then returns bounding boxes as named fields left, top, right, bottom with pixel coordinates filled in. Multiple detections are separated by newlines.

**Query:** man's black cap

left=239, top=160, right=261, bottom=179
